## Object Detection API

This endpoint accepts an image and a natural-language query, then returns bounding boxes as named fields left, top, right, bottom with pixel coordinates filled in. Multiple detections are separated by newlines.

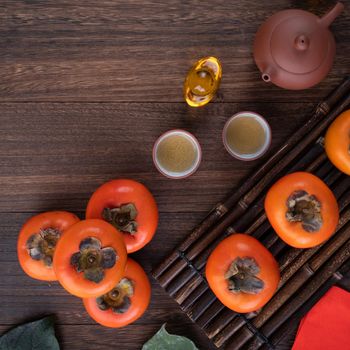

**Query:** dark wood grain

left=0, top=323, right=212, bottom=350
left=1, top=1, right=350, bottom=349
left=0, top=101, right=308, bottom=349
left=0, top=0, right=349, bottom=102
left=0, top=101, right=310, bottom=213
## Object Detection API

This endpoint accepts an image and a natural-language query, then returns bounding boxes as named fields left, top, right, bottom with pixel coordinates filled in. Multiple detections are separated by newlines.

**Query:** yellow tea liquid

left=226, top=116, right=266, bottom=155
left=156, top=134, right=197, bottom=173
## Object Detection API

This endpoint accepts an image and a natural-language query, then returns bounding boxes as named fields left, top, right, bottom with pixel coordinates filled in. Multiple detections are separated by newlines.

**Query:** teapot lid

left=270, top=14, right=329, bottom=74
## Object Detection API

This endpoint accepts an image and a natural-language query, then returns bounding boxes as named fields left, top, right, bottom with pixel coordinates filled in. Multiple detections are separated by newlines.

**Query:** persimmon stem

left=225, top=257, right=264, bottom=295
left=70, top=237, right=117, bottom=283
left=102, top=203, right=138, bottom=234
left=286, top=190, right=323, bottom=232
left=96, top=278, right=134, bottom=314
left=26, top=228, right=61, bottom=267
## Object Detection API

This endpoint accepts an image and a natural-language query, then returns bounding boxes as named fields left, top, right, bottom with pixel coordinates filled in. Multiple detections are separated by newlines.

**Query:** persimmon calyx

left=96, top=278, right=134, bottom=313
left=286, top=190, right=323, bottom=232
left=225, top=257, right=264, bottom=295
left=102, top=203, right=138, bottom=235
left=70, top=237, right=118, bottom=283
left=26, top=228, right=61, bottom=267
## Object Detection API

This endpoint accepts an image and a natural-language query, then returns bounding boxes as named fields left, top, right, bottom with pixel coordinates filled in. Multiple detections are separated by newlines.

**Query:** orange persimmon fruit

left=53, top=219, right=127, bottom=298
left=206, top=234, right=280, bottom=313
left=325, top=109, right=350, bottom=175
left=86, top=179, right=158, bottom=253
left=83, top=258, right=151, bottom=328
left=265, top=172, right=339, bottom=248
left=17, top=211, right=80, bottom=281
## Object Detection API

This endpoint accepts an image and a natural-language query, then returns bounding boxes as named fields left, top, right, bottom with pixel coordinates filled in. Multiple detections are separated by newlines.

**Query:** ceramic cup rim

left=222, top=111, right=272, bottom=161
left=152, top=129, right=202, bottom=179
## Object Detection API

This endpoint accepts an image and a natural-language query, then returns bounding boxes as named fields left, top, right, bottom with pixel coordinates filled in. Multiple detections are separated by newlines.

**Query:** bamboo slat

left=167, top=175, right=349, bottom=314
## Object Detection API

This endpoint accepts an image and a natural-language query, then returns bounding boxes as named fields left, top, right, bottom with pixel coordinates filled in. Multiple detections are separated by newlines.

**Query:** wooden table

left=0, top=1, right=349, bottom=349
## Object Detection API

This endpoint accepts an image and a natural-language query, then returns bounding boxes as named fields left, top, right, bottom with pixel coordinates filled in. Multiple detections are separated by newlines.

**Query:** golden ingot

left=184, top=56, right=222, bottom=107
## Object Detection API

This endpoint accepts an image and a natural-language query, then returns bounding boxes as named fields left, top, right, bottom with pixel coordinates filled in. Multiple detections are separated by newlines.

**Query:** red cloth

left=292, top=286, right=350, bottom=350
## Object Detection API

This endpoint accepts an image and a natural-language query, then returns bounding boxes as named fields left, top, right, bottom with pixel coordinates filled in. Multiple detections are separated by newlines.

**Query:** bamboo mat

left=152, top=77, right=350, bottom=349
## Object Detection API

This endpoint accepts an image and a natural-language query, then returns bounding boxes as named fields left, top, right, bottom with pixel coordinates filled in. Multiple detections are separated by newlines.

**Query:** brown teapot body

left=254, top=3, right=344, bottom=90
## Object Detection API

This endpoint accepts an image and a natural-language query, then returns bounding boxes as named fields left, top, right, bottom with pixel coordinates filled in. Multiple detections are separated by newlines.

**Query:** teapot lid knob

left=294, top=35, right=309, bottom=51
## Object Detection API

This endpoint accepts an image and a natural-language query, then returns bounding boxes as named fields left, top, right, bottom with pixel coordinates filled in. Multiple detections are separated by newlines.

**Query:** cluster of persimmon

left=17, top=110, right=349, bottom=319
left=207, top=109, right=349, bottom=313
left=17, top=179, right=158, bottom=328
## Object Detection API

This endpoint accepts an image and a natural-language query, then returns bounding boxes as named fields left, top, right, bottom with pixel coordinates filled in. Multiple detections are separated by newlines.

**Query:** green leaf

left=0, top=316, right=60, bottom=350
left=142, top=324, right=198, bottom=350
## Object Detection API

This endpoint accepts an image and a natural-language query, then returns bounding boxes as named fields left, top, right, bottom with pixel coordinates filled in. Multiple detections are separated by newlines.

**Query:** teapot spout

left=319, top=2, right=344, bottom=27
left=261, top=66, right=274, bottom=83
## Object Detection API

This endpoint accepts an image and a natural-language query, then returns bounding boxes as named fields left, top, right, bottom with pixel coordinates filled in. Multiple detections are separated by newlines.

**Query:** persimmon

left=17, top=211, right=80, bottom=281
left=325, top=109, right=350, bottom=175
left=86, top=179, right=158, bottom=253
left=53, top=219, right=127, bottom=298
left=265, top=172, right=339, bottom=248
left=83, top=258, right=151, bottom=328
left=206, top=234, right=279, bottom=313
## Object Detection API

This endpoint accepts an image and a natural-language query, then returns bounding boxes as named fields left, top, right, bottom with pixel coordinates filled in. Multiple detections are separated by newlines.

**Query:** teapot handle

left=319, top=2, right=344, bottom=27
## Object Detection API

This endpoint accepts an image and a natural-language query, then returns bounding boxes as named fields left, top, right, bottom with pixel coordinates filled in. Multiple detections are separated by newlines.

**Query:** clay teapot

left=253, top=3, right=344, bottom=90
